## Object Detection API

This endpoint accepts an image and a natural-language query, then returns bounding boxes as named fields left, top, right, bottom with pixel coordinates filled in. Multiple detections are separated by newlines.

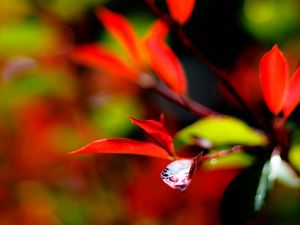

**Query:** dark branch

left=144, top=0, right=267, bottom=130
left=152, top=82, right=218, bottom=118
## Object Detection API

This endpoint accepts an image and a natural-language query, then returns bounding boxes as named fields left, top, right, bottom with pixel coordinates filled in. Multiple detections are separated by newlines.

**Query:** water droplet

left=160, top=159, right=194, bottom=191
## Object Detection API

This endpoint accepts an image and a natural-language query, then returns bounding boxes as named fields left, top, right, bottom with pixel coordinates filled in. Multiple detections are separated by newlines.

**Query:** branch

left=190, top=145, right=242, bottom=176
left=151, top=82, right=218, bottom=118
left=144, top=0, right=265, bottom=129
left=200, top=145, right=242, bottom=162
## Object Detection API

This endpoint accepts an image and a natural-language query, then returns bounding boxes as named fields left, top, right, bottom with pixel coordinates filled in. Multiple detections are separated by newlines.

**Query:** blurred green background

left=0, top=0, right=300, bottom=224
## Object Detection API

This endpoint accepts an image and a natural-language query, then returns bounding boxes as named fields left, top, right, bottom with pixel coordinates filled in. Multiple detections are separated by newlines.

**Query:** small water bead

left=160, top=159, right=194, bottom=191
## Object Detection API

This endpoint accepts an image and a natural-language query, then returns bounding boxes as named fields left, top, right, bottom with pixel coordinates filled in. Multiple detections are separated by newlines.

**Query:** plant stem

left=144, top=0, right=243, bottom=105
left=144, top=0, right=266, bottom=130
left=190, top=145, right=242, bottom=176
left=152, top=82, right=218, bottom=118
left=200, top=145, right=242, bottom=162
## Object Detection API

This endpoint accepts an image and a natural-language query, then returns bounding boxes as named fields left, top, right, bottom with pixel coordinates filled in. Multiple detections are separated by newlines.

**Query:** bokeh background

left=1, top=0, right=300, bottom=224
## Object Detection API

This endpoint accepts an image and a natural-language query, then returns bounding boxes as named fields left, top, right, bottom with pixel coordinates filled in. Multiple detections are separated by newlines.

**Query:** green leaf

left=174, top=116, right=267, bottom=149
left=220, top=157, right=273, bottom=225
left=202, top=151, right=254, bottom=169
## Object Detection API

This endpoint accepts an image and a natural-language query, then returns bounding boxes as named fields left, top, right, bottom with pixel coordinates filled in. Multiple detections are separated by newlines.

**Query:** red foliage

left=70, top=138, right=173, bottom=160
left=166, top=0, right=196, bottom=25
left=71, top=44, right=137, bottom=81
left=260, top=44, right=289, bottom=115
left=145, top=38, right=187, bottom=94
left=283, top=67, right=300, bottom=117
left=71, top=9, right=188, bottom=95
left=130, top=117, right=174, bottom=155
left=96, top=8, right=143, bottom=69
left=144, top=20, right=169, bottom=41
left=260, top=44, right=300, bottom=117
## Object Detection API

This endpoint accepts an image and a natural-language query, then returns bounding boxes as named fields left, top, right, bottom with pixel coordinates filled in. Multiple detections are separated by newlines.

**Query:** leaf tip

left=67, top=148, right=84, bottom=155
left=96, top=7, right=110, bottom=21
left=166, top=0, right=196, bottom=25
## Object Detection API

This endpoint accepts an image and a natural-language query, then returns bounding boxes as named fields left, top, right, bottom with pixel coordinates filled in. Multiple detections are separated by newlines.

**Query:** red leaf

left=145, top=40, right=187, bottom=94
left=70, top=138, right=173, bottom=160
left=166, top=0, right=196, bottom=25
left=71, top=44, right=137, bottom=81
left=259, top=45, right=289, bottom=115
left=97, top=8, right=142, bottom=68
left=130, top=117, right=174, bottom=155
left=145, top=20, right=169, bottom=42
left=283, top=67, right=300, bottom=117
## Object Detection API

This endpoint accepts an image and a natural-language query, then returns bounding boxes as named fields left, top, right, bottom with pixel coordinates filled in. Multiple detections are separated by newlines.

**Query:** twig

left=144, top=0, right=241, bottom=102
left=200, top=145, right=242, bottom=162
left=190, top=145, right=242, bottom=177
left=144, top=0, right=266, bottom=130
left=152, top=82, right=218, bottom=118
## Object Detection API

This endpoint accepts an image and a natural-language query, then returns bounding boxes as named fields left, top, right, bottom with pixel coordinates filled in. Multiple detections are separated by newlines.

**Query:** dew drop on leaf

left=160, top=159, right=194, bottom=191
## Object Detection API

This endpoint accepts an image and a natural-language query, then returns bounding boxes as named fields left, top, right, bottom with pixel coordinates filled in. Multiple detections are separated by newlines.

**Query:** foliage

left=1, top=0, right=300, bottom=225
